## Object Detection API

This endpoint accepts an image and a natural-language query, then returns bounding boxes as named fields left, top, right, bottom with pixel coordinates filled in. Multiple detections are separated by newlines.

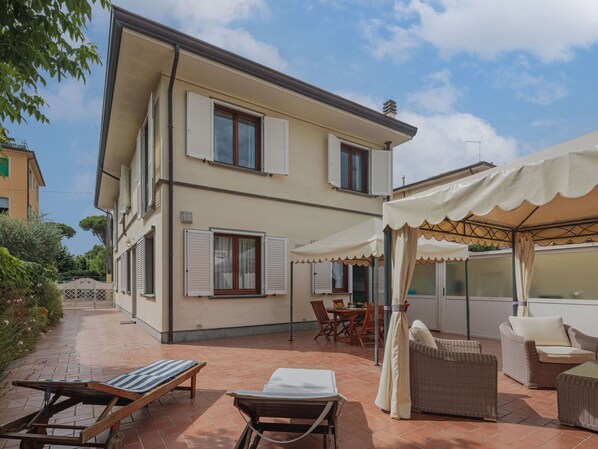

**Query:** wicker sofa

left=409, top=337, right=498, bottom=420
left=499, top=321, right=598, bottom=389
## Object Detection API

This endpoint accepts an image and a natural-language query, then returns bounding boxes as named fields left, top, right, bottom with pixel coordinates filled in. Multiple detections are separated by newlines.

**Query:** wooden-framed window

left=213, top=105, right=261, bottom=171
left=214, top=233, right=261, bottom=295
left=340, top=144, right=368, bottom=193
left=332, top=262, right=349, bottom=293
left=144, top=235, right=155, bottom=295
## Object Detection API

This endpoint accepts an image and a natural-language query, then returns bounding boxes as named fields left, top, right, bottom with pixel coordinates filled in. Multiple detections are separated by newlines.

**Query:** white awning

left=384, top=131, right=598, bottom=246
left=290, top=218, right=468, bottom=265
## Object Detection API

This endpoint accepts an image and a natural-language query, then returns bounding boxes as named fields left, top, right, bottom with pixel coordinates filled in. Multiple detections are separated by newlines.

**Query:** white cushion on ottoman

left=536, top=346, right=596, bottom=364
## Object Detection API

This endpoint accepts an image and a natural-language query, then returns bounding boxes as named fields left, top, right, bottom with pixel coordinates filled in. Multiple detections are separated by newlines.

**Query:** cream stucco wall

left=112, top=74, right=395, bottom=339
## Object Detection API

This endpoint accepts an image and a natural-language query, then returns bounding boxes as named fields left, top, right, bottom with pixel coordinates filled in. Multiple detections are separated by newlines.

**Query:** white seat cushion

left=509, top=316, right=570, bottom=347
left=536, top=346, right=596, bottom=364
left=409, top=320, right=438, bottom=349
left=263, top=368, right=337, bottom=395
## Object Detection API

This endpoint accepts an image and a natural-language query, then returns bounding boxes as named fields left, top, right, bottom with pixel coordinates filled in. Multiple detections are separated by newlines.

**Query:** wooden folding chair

left=356, top=305, right=384, bottom=348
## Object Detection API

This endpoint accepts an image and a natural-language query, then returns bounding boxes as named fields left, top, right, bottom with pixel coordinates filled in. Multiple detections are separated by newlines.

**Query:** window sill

left=208, top=160, right=269, bottom=177
left=141, top=294, right=155, bottom=299
left=334, top=187, right=379, bottom=198
left=208, top=294, right=268, bottom=299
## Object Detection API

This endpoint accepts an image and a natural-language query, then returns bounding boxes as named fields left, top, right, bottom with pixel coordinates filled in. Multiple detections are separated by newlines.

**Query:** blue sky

left=7, top=0, right=598, bottom=254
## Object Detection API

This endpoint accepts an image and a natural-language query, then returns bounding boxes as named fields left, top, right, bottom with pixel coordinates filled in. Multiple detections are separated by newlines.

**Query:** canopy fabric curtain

left=515, top=232, right=535, bottom=317
left=375, top=226, right=419, bottom=419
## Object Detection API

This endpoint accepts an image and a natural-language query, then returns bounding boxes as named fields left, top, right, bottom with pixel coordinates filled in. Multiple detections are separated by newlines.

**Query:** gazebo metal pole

left=383, top=226, right=392, bottom=341
left=373, top=257, right=380, bottom=366
left=289, top=262, right=294, bottom=342
left=465, top=259, right=471, bottom=340
left=511, top=232, right=518, bottom=316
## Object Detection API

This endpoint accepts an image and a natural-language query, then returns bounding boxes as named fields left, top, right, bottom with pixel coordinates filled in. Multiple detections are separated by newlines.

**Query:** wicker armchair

left=409, top=337, right=498, bottom=420
left=499, top=322, right=598, bottom=389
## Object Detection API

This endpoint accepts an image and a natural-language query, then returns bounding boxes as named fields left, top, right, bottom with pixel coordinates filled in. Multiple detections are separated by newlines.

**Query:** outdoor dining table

left=326, top=307, right=366, bottom=345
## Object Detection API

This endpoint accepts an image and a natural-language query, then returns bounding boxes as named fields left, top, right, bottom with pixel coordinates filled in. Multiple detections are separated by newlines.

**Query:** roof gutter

left=167, top=44, right=180, bottom=344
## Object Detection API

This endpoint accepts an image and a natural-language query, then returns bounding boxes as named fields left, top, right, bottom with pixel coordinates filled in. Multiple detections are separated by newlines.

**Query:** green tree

left=53, top=223, right=76, bottom=239
left=87, top=244, right=106, bottom=274
left=0, top=213, right=62, bottom=268
left=0, top=0, right=111, bottom=134
left=79, top=215, right=107, bottom=246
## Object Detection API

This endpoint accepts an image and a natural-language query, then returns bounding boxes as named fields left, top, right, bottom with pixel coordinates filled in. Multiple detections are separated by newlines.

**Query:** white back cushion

left=409, top=320, right=438, bottom=349
left=509, top=316, right=570, bottom=347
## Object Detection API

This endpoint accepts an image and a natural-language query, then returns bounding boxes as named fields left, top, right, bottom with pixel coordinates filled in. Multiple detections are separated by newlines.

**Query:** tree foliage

left=53, top=222, right=76, bottom=239
left=0, top=213, right=62, bottom=268
left=79, top=215, right=107, bottom=246
left=0, top=0, right=111, bottom=133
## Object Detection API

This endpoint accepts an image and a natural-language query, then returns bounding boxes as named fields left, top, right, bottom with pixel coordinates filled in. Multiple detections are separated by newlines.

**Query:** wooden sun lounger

left=227, top=368, right=345, bottom=449
left=0, top=360, right=206, bottom=449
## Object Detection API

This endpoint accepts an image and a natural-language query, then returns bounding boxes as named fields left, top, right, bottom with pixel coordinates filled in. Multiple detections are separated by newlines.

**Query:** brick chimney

left=383, top=99, right=397, bottom=118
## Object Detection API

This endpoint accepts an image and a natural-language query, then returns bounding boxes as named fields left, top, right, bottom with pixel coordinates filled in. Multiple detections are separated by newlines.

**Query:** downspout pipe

left=167, top=44, right=180, bottom=344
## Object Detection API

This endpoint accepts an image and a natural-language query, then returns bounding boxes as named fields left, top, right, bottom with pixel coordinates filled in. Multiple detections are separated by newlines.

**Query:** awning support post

left=289, top=262, right=294, bottom=342
left=511, top=231, right=518, bottom=316
left=383, top=226, right=392, bottom=342
left=465, top=259, right=471, bottom=340
left=373, top=257, right=380, bottom=366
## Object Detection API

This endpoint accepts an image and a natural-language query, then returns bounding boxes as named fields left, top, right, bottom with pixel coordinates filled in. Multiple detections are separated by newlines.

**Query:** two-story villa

left=94, top=8, right=417, bottom=343
left=0, top=137, right=45, bottom=218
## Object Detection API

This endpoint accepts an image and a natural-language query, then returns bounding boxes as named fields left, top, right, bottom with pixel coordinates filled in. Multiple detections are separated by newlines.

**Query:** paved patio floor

left=1, top=309, right=597, bottom=449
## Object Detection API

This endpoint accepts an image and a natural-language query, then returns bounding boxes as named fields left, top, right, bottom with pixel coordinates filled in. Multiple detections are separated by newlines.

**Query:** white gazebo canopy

left=377, top=130, right=598, bottom=420
left=291, top=217, right=469, bottom=265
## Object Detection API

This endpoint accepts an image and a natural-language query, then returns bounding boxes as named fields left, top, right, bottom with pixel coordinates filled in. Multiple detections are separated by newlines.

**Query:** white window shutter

left=147, top=94, right=155, bottom=208
left=136, top=238, right=145, bottom=295
left=265, top=236, right=287, bottom=295
left=263, top=117, right=289, bottom=175
left=120, top=165, right=131, bottom=213
left=184, top=229, right=214, bottom=296
left=114, top=257, right=119, bottom=291
left=327, top=133, right=341, bottom=188
left=120, top=253, right=127, bottom=293
left=113, top=201, right=119, bottom=247
left=135, top=130, right=143, bottom=219
left=370, top=149, right=392, bottom=196
left=347, top=264, right=353, bottom=294
left=186, top=91, right=214, bottom=161
left=312, top=262, right=332, bottom=294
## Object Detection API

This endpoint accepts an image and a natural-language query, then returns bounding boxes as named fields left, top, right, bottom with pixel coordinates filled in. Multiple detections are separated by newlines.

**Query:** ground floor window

left=145, top=236, right=155, bottom=295
left=332, top=262, right=348, bottom=293
left=214, top=233, right=260, bottom=295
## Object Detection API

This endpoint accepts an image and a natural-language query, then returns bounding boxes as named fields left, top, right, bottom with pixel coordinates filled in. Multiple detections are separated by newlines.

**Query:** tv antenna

left=465, top=140, right=482, bottom=162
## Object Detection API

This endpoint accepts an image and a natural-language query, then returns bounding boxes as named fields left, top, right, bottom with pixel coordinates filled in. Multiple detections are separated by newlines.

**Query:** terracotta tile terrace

left=1, top=309, right=597, bottom=449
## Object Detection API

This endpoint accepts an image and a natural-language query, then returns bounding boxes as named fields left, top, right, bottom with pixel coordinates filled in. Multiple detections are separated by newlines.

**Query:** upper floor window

left=327, top=133, right=392, bottom=196
left=186, top=92, right=288, bottom=175
left=0, top=197, right=8, bottom=215
left=0, top=157, right=8, bottom=177
left=340, top=144, right=368, bottom=193
left=214, top=105, right=261, bottom=171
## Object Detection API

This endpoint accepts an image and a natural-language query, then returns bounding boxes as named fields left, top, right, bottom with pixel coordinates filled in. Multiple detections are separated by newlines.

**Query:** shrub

left=0, top=213, right=62, bottom=268
left=37, top=279, right=63, bottom=326
left=57, top=270, right=104, bottom=282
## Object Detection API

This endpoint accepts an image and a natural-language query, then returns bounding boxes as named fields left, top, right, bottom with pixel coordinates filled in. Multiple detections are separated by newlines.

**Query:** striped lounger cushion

left=105, top=360, right=198, bottom=393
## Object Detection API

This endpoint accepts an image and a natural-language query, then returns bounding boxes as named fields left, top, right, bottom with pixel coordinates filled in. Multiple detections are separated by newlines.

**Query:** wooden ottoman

left=557, top=361, right=598, bottom=432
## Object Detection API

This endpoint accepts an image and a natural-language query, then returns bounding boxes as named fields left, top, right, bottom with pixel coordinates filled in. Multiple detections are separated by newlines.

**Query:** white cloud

left=43, top=80, right=102, bottom=123
left=114, top=0, right=287, bottom=70
left=394, top=111, right=518, bottom=186
left=406, top=69, right=461, bottom=113
left=364, top=0, right=598, bottom=63
left=331, top=86, right=518, bottom=188
left=531, top=118, right=559, bottom=128
left=494, top=67, right=567, bottom=105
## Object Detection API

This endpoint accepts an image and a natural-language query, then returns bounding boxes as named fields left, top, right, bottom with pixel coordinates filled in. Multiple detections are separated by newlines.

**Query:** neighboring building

left=393, top=161, right=495, bottom=199
left=0, top=137, right=45, bottom=218
left=94, top=8, right=417, bottom=343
